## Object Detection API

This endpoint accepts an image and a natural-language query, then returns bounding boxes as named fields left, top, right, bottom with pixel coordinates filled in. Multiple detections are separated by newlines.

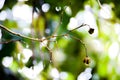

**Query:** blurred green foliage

left=0, top=0, right=120, bottom=80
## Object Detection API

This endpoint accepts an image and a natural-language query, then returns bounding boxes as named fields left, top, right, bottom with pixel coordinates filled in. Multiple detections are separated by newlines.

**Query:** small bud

left=83, top=56, right=90, bottom=65
left=88, top=28, right=94, bottom=34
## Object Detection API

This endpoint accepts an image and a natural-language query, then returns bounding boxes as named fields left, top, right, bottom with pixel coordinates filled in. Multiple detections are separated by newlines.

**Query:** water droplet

left=55, top=6, right=61, bottom=12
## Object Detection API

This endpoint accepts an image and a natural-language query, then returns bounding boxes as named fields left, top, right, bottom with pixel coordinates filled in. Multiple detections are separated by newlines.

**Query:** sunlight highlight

left=55, top=6, right=61, bottom=12
left=42, top=3, right=50, bottom=12
left=67, top=17, right=78, bottom=30
left=108, top=42, right=119, bottom=60
left=0, top=11, right=7, bottom=20
left=99, top=4, right=112, bottom=19
left=77, top=68, right=92, bottom=80
left=22, top=28, right=31, bottom=35
left=83, top=5, right=98, bottom=37
left=67, top=5, right=98, bottom=37
left=60, top=72, right=68, bottom=80
left=53, top=49, right=66, bottom=64
left=50, top=68, right=59, bottom=79
left=2, top=56, right=13, bottom=67
left=0, top=0, right=5, bottom=9
left=12, top=4, right=32, bottom=24
left=65, top=6, right=72, bottom=15
left=22, top=48, right=33, bottom=63
left=18, top=61, right=44, bottom=79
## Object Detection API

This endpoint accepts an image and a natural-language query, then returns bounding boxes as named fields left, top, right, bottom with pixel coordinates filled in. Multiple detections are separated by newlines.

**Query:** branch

left=68, top=23, right=90, bottom=32
left=45, top=46, right=53, bottom=63
left=0, top=23, right=94, bottom=64
left=0, top=24, right=43, bottom=42
left=69, top=35, right=88, bottom=57
left=68, top=23, right=94, bottom=34
left=0, top=23, right=93, bottom=43
left=0, top=39, right=20, bottom=44
left=97, top=0, right=103, bottom=8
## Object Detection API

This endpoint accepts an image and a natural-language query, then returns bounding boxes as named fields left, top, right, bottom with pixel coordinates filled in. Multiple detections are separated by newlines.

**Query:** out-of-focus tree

left=0, top=0, right=120, bottom=80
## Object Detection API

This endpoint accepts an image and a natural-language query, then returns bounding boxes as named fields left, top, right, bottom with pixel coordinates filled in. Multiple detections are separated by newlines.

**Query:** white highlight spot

left=42, top=3, right=50, bottom=12
left=55, top=6, right=61, bottom=12
left=65, top=6, right=72, bottom=15
left=115, top=23, right=120, bottom=35
left=22, top=28, right=31, bottom=35
left=18, top=62, right=44, bottom=79
left=108, top=42, right=119, bottom=60
left=22, top=48, right=33, bottom=63
left=99, top=4, right=112, bottom=19
left=77, top=68, right=92, bottom=80
left=90, top=39, right=104, bottom=52
left=45, top=28, right=50, bottom=34
left=12, top=4, right=32, bottom=23
left=67, top=17, right=78, bottom=30
left=53, top=50, right=66, bottom=63
left=60, top=72, right=68, bottom=80
left=0, top=11, right=7, bottom=20
left=2, top=56, right=13, bottom=67
left=0, top=0, right=5, bottom=9
left=50, top=68, right=59, bottom=79
left=67, top=5, right=98, bottom=37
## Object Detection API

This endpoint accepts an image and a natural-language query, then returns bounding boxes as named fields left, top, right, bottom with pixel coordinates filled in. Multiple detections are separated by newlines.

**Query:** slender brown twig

left=69, top=35, right=88, bottom=57
left=68, top=23, right=90, bottom=32
left=97, top=0, right=102, bottom=8
left=0, top=23, right=90, bottom=43
left=0, top=24, right=42, bottom=42
left=45, top=46, right=53, bottom=63
left=0, top=23, right=93, bottom=64
left=0, top=39, right=20, bottom=44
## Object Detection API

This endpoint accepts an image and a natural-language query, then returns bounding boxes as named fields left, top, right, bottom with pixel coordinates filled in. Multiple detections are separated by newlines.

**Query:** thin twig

left=68, top=23, right=90, bottom=32
left=0, top=24, right=42, bottom=42
left=0, top=39, right=20, bottom=44
left=97, top=0, right=102, bottom=8
left=69, top=35, right=88, bottom=57
left=45, top=46, right=53, bottom=63
left=30, top=5, right=37, bottom=62
left=0, top=23, right=89, bottom=57
left=0, top=24, right=89, bottom=43
left=0, top=23, right=91, bottom=63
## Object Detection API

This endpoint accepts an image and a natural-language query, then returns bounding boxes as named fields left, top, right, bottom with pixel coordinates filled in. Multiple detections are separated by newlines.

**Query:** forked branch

left=0, top=23, right=94, bottom=43
left=0, top=23, right=94, bottom=64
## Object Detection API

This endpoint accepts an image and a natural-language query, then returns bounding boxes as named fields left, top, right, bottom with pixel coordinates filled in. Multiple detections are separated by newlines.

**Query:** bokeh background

left=0, top=0, right=120, bottom=80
